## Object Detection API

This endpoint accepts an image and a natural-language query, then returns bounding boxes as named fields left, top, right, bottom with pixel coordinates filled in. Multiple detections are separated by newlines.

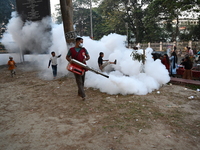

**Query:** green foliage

left=143, top=2, right=166, bottom=42
left=71, top=0, right=103, bottom=38
left=130, top=51, right=146, bottom=63
left=179, top=21, right=200, bottom=41
left=0, top=0, right=16, bottom=37
left=54, top=0, right=200, bottom=41
left=145, top=0, right=200, bottom=42
left=73, top=7, right=91, bottom=36
left=0, top=0, right=16, bottom=24
left=54, top=4, right=62, bottom=24
left=73, top=0, right=99, bottom=7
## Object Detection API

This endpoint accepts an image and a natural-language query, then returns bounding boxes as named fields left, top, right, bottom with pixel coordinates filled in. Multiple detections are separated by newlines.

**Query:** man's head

left=99, top=52, right=104, bottom=57
left=76, top=37, right=83, bottom=48
left=51, top=51, right=55, bottom=56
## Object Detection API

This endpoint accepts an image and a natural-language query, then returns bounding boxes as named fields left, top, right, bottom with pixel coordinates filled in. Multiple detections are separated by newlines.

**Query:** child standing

left=8, top=56, right=17, bottom=77
left=48, top=51, right=61, bottom=79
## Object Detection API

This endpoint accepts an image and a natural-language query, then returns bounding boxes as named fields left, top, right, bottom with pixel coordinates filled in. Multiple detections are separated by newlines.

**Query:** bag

left=67, top=63, right=85, bottom=75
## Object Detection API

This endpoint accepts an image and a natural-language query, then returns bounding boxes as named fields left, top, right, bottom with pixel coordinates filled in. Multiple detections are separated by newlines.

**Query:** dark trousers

left=51, top=65, right=57, bottom=77
left=74, top=73, right=86, bottom=98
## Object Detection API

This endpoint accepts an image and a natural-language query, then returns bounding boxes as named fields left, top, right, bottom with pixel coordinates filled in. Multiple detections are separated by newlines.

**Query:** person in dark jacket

left=182, top=56, right=193, bottom=79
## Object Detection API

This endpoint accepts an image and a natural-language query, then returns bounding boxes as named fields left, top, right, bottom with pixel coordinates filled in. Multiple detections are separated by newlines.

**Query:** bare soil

left=0, top=63, right=200, bottom=150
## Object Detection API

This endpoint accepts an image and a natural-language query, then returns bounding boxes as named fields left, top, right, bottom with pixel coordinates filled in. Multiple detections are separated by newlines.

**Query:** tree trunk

left=175, top=16, right=179, bottom=42
left=60, top=0, right=75, bottom=44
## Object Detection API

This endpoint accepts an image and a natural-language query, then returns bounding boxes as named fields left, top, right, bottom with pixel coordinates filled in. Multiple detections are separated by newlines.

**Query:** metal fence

left=130, top=41, right=200, bottom=53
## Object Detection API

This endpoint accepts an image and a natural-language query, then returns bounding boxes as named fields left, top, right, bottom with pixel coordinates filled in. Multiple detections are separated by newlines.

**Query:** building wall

left=0, top=53, right=21, bottom=65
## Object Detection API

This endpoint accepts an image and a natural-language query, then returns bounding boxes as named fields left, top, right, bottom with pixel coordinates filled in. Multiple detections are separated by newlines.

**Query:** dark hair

left=51, top=51, right=55, bottom=54
left=171, top=51, right=178, bottom=68
left=171, top=52, right=178, bottom=62
left=76, top=37, right=83, bottom=42
left=99, top=52, right=104, bottom=55
left=164, top=54, right=169, bottom=64
left=185, top=56, right=191, bottom=62
left=185, top=56, right=193, bottom=69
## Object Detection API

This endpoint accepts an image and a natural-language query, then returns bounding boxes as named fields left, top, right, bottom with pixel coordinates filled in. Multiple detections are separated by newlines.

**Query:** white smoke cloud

left=83, top=39, right=170, bottom=95
left=1, top=13, right=170, bottom=95
left=1, top=12, right=52, bottom=54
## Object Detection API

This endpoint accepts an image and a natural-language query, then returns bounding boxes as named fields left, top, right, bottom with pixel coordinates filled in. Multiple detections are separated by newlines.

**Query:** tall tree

left=98, top=0, right=124, bottom=37
left=72, top=0, right=100, bottom=38
left=60, top=0, right=74, bottom=44
left=98, top=0, right=150, bottom=43
left=0, top=0, right=16, bottom=38
left=56, top=0, right=200, bottom=42
left=145, top=0, right=200, bottom=42
left=54, top=4, right=62, bottom=24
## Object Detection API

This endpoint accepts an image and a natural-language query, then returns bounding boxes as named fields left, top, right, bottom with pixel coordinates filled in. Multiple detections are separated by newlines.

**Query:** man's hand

left=66, top=55, right=72, bottom=63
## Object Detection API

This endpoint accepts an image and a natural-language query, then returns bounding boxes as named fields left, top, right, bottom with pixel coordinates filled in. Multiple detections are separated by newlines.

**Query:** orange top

left=8, top=60, right=16, bottom=70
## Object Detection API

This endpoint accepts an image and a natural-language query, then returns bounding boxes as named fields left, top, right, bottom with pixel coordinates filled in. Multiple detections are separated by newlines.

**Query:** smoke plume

left=1, top=12, right=170, bottom=95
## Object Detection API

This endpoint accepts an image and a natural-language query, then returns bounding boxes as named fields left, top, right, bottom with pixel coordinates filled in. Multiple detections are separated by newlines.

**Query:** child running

left=48, top=51, right=61, bottom=79
left=7, top=56, right=17, bottom=77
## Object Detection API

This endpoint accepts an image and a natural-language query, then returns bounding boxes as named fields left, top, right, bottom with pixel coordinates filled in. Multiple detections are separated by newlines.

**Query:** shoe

left=114, top=59, right=117, bottom=64
left=82, top=95, right=87, bottom=101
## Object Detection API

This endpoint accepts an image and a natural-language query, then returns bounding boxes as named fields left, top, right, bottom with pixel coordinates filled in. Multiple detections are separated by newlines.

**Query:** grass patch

left=185, top=84, right=200, bottom=90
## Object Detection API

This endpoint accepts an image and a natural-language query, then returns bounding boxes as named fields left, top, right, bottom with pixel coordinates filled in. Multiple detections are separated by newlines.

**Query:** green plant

left=130, top=51, right=146, bottom=63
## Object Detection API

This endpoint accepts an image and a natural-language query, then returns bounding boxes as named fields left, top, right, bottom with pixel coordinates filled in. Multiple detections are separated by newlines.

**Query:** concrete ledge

left=170, top=77, right=200, bottom=85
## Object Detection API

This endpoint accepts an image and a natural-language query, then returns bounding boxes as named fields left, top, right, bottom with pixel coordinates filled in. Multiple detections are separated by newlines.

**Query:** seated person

left=181, top=56, right=193, bottom=79
left=98, top=52, right=116, bottom=71
left=178, top=58, right=184, bottom=68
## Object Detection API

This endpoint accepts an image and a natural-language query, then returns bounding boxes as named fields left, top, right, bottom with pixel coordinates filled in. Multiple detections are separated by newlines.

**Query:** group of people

left=48, top=37, right=116, bottom=100
left=161, top=50, right=193, bottom=79
left=161, top=51, right=178, bottom=76
left=8, top=39, right=196, bottom=101
left=8, top=37, right=116, bottom=101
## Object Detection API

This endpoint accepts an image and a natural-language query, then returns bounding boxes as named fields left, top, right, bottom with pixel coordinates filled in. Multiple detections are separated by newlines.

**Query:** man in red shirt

left=66, top=37, right=90, bottom=100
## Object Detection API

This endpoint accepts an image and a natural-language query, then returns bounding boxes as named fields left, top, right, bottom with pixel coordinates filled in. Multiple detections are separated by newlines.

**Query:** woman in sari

left=170, top=51, right=178, bottom=77
left=161, top=54, right=170, bottom=73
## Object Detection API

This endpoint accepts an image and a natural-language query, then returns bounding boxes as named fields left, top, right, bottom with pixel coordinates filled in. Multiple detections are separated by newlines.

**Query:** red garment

left=161, top=57, right=170, bottom=71
left=8, top=60, right=16, bottom=70
left=69, top=47, right=87, bottom=64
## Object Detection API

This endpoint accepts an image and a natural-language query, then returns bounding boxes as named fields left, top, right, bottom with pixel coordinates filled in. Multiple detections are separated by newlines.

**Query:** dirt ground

left=0, top=63, right=200, bottom=150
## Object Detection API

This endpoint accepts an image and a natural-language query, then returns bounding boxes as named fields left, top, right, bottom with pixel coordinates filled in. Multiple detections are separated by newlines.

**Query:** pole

left=18, top=44, right=24, bottom=63
left=125, top=23, right=128, bottom=47
left=90, top=0, right=93, bottom=39
left=60, top=0, right=75, bottom=45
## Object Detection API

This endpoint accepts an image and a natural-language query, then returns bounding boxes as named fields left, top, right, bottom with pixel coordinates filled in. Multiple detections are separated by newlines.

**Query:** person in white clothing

left=48, top=51, right=61, bottom=78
